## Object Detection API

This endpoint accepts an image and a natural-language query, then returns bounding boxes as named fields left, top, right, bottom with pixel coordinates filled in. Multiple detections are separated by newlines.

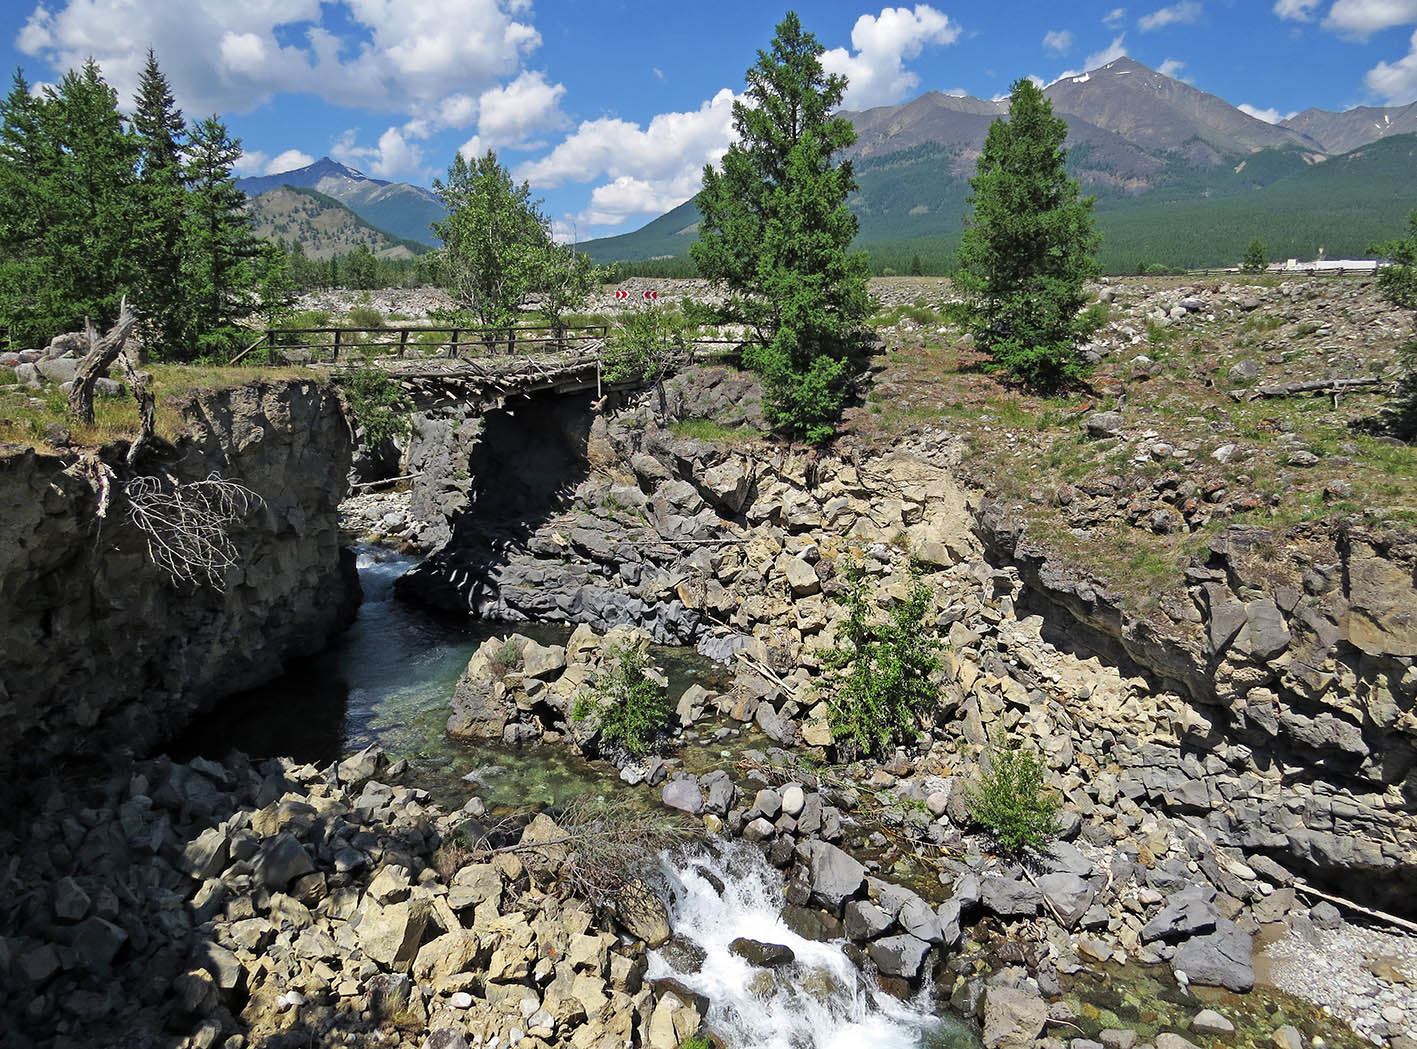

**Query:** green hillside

left=246, top=186, right=431, bottom=260
left=581, top=133, right=1417, bottom=274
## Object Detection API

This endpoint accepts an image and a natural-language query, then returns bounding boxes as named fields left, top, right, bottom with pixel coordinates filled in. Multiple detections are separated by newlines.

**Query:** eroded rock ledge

left=0, top=379, right=360, bottom=794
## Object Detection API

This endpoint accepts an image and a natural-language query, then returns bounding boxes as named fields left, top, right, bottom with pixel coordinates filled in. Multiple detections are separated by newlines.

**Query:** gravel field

left=1265, top=917, right=1417, bottom=1044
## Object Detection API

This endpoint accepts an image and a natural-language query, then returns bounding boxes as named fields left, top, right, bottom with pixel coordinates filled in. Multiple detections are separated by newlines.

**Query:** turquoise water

left=175, top=546, right=729, bottom=811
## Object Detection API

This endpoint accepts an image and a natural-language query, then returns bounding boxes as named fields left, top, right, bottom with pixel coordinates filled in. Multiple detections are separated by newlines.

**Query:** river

left=176, top=545, right=978, bottom=1048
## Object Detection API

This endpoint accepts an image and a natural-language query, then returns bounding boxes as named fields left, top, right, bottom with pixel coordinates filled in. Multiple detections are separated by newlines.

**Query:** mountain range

left=244, top=185, right=430, bottom=260
left=580, top=57, right=1417, bottom=272
left=236, top=157, right=446, bottom=248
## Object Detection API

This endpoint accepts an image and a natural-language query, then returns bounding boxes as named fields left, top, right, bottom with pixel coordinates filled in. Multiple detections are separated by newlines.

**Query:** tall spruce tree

left=1371, top=212, right=1417, bottom=437
left=692, top=11, right=868, bottom=444
left=47, top=61, right=139, bottom=336
left=0, top=61, right=138, bottom=343
left=132, top=50, right=189, bottom=358
left=956, top=77, right=1100, bottom=389
left=184, top=114, right=260, bottom=358
left=0, top=69, right=54, bottom=343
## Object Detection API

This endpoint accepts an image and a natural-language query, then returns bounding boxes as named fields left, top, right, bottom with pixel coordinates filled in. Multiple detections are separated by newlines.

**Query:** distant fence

left=229, top=323, right=610, bottom=366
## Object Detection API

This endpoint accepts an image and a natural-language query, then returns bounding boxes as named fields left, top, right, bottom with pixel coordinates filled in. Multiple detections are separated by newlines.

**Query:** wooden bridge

left=227, top=320, right=744, bottom=404
left=229, top=322, right=612, bottom=367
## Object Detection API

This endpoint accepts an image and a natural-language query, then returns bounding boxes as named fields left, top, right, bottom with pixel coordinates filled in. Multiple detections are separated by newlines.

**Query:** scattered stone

left=1190, top=1008, right=1235, bottom=1036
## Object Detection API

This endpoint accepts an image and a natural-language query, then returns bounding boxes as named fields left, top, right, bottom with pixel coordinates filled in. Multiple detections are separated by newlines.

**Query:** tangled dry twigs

left=124, top=473, right=265, bottom=591
left=461, top=799, right=698, bottom=908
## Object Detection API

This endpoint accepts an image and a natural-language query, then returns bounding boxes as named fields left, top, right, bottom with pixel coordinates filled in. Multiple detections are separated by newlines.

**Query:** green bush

left=347, top=304, right=385, bottom=329
left=966, top=735, right=1059, bottom=855
left=573, top=643, right=673, bottom=757
left=602, top=305, right=688, bottom=384
left=336, top=364, right=412, bottom=446
left=822, top=560, right=942, bottom=757
left=490, top=637, right=524, bottom=671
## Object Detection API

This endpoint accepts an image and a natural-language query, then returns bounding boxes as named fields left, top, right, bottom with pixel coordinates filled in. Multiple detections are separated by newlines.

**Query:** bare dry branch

left=67, top=300, right=138, bottom=425
left=115, top=350, right=155, bottom=467
left=461, top=799, right=698, bottom=908
left=124, top=473, right=265, bottom=591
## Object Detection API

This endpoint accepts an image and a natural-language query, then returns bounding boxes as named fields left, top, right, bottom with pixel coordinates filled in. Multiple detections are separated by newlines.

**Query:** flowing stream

left=650, top=840, right=977, bottom=1049
left=177, top=546, right=981, bottom=1047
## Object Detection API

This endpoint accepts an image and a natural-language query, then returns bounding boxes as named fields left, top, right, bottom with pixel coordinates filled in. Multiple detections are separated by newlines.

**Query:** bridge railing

left=229, top=323, right=610, bottom=366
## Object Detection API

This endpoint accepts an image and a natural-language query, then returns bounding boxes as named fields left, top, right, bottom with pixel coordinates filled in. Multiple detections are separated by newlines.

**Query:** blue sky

left=4, top=1, right=1417, bottom=240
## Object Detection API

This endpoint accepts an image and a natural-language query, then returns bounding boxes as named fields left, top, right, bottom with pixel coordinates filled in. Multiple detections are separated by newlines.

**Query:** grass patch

left=1241, top=312, right=1286, bottom=334
left=670, top=417, right=760, bottom=443
left=0, top=364, right=316, bottom=450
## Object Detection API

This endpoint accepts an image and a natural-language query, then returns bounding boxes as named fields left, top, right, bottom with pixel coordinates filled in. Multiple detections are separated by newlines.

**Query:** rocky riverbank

left=0, top=746, right=715, bottom=1049
left=374, top=357, right=1413, bottom=918
left=435, top=602, right=1416, bottom=1049
left=338, top=336, right=1416, bottom=1046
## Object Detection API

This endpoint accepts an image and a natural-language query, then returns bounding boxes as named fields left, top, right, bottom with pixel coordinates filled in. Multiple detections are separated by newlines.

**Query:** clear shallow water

left=650, top=840, right=979, bottom=1049
left=174, top=546, right=731, bottom=811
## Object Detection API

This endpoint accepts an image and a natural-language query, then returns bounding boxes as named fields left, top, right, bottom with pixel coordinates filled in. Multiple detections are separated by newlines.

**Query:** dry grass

left=0, top=364, right=316, bottom=452
left=853, top=275, right=1417, bottom=621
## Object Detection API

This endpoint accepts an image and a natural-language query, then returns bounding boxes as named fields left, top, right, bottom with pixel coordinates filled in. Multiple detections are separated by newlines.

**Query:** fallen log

left=1234, top=377, right=1386, bottom=401
left=1291, top=879, right=1417, bottom=936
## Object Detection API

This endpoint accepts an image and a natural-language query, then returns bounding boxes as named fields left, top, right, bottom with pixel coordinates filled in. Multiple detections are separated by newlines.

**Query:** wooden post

left=267, top=329, right=275, bottom=363
left=450, top=328, right=459, bottom=358
left=332, top=328, right=341, bottom=363
left=399, top=329, right=409, bottom=357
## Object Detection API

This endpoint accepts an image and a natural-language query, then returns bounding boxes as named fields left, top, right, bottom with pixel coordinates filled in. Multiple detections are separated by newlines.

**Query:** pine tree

left=1371, top=212, right=1417, bottom=437
left=0, top=69, right=55, bottom=343
left=432, top=149, right=550, bottom=337
left=343, top=243, right=378, bottom=290
left=1241, top=238, right=1267, bottom=274
left=132, top=50, right=189, bottom=358
left=183, top=115, right=261, bottom=358
left=0, top=61, right=138, bottom=343
left=956, top=77, right=1100, bottom=389
left=255, top=242, right=296, bottom=330
left=692, top=12, right=868, bottom=444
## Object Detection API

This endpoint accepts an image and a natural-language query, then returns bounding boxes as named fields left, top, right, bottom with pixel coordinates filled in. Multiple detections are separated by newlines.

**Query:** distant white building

left=1271, top=258, right=1382, bottom=274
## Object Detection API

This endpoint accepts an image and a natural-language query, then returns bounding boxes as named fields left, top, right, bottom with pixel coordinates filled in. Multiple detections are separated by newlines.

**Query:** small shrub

left=337, top=364, right=412, bottom=446
left=602, top=305, right=688, bottom=383
left=573, top=643, right=673, bottom=757
left=433, top=835, right=475, bottom=882
left=822, top=560, right=942, bottom=757
left=491, top=637, right=524, bottom=671
left=966, top=735, right=1059, bottom=855
left=347, top=303, right=386, bottom=329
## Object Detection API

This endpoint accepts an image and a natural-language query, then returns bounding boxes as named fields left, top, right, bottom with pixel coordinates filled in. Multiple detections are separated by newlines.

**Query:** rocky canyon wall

left=388, top=364, right=1415, bottom=909
left=0, top=379, right=359, bottom=791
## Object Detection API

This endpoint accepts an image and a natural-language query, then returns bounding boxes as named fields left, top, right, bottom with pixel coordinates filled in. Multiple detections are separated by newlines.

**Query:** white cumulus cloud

left=333, top=126, right=424, bottom=179
left=1103, top=8, right=1128, bottom=26
left=1273, top=0, right=1322, bottom=19
left=1325, top=0, right=1417, bottom=38
left=1159, top=57, right=1189, bottom=78
left=1366, top=27, right=1417, bottom=101
left=473, top=70, right=567, bottom=150
left=13, top=0, right=568, bottom=179
left=1238, top=102, right=1299, bottom=123
left=515, top=88, right=738, bottom=229
left=1139, top=2, right=1204, bottom=32
left=266, top=149, right=316, bottom=174
left=1043, top=29, right=1074, bottom=53
left=820, top=4, right=963, bottom=110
